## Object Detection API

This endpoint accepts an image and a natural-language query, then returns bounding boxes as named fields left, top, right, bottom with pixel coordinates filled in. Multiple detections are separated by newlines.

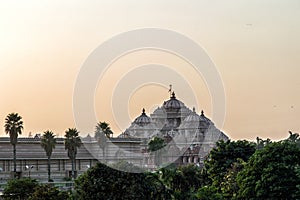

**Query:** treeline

left=3, top=132, right=300, bottom=199
left=203, top=132, right=300, bottom=199
left=74, top=132, right=300, bottom=199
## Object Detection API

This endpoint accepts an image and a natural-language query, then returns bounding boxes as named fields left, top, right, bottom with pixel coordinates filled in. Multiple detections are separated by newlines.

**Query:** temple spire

left=201, top=110, right=204, bottom=116
left=168, top=84, right=172, bottom=98
left=171, top=91, right=176, bottom=98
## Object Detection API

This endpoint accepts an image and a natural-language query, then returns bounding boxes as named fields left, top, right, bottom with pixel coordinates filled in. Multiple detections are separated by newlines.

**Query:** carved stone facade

left=118, top=92, right=229, bottom=167
left=0, top=93, right=228, bottom=182
left=0, top=137, right=97, bottom=182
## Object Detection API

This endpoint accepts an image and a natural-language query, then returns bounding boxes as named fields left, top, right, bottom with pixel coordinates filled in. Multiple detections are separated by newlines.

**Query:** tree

left=144, top=171, right=172, bottom=199
left=4, top=113, right=23, bottom=176
left=3, top=179, right=70, bottom=200
left=237, top=141, right=300, bottom=199
left=148, top=137, right=166, bottom=167
left=96, top=121, right=113, bottom=138
left=256, top=137, right=271, bottom=150
left=41, top=130, right=57, bottom=182
left=75, top=162, right=170, bottom=200
left=220, top=158, right=245, bottom=199
left=287, top=131, right=300, bottom=144
left=94, top=122, right=111, bottom=159
left=64, top=128, right=82, bottom=179
left=3, top=178, right=38, bottom=200
left=195, top=186, right=223, bottom=200
left=28, top=184, right=70, bottom=200
left=204, top=140, right=256, bottom=188
left=159, top=165, right=204, bottom=199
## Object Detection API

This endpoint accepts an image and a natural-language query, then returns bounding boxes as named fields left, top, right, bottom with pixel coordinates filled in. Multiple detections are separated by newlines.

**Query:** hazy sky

left=0, top=0, right=299, bottom=141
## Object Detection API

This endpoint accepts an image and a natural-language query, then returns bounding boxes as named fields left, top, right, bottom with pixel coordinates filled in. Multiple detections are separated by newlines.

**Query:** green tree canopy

left=237, top=141, right=300, bottom=199
left=3, top=178, right=38, bottom=200
left=158, top=165, right=204, bottom=199
left=75, top=162, right=170, bottom=200
left=2, top=178, right=70, bottom=200
left=219, top=158, right=245, bottom=199
left=195, top=185, right=223, bottom=200
left=28, top=184, right=70, bottom=200
left=204, top=140, right=256, bottom=187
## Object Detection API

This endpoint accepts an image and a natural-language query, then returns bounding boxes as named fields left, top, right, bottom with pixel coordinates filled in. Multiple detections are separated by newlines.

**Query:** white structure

left=0, top=92, right=228, bottom=182
left=118, top=92, right=228, bottom=167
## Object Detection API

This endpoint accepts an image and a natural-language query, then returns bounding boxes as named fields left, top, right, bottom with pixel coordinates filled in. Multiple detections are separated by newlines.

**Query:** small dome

left=184, top=107, right=201, bottom=122
left=199, top=110, right=214, bottom=125
left=133, top=108, right=151, bottom=126
left=153, top=107, right=164, bottom=115
left=179, top=109, right=212, bottom=130
left=163, top=92, right=184, bottom=110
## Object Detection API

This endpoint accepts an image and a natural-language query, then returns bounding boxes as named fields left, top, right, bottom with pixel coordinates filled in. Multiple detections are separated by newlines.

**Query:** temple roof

left=133, top=108, right=151, bottom=126
left=162, top=92, right=184, bottom=110
left=183, top=107, right=201, bottom=122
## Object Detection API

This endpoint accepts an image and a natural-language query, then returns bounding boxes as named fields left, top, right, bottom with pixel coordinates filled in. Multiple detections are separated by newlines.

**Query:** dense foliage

left=158, top=165, right=204, bottom=199
left=2, top=178, right=70, bottom=200
left=74, top=134, right=300, bottom=199
left=28, top=184, right=70, bottom=200
left=3, top=178, right=38, bottom=200
left=74, top=162, right=170, bottom=200
left=237, top=141, right=300, bottom=199
left=2, top=132, right=300, bottom=199
left=205, top=140, right=256, bottom=188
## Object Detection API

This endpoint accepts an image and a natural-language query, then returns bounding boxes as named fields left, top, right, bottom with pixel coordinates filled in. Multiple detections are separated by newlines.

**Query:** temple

left=0, top=92, right=228, bottom=182
left=117, top=92, right=228, bottom=167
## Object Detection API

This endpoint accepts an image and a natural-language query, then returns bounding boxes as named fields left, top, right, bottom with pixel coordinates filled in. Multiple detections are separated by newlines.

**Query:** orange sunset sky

left=0, top=1, right=299, bottom=141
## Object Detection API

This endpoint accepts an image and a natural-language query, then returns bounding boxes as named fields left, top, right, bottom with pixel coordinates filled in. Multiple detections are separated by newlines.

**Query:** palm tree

left=288, top=131, right=300, bottom=143
left=64, top=128, right=81, bottom=179
left=148, top=137, right=166, bottom=167
left=95, top=122, right=113, bottom=160
left=96, top=122, right=113, bottom=138
left=4, top=113, right=23, bottom=176
left=41, top=130, right=57, bottom=182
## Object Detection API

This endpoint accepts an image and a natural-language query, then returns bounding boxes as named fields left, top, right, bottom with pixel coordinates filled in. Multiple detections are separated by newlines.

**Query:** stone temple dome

left=183, top=109, right=213, bottom=125
left=179, top=108, right=211, bottom=132
left=119, top=92, right=227, bottom=143
left=183, top=107, right=201, bottom=122
left=163, top=92, right=184, bottom=110
left=199, top=110, right=214, bottom=126
left=133, top=108, right=151, bottom=126
left=116, top=92, right=229, bottom=167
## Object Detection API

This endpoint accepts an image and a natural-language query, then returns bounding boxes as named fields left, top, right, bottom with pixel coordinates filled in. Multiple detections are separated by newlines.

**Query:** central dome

left=163, top=92, right=184, bottom=110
